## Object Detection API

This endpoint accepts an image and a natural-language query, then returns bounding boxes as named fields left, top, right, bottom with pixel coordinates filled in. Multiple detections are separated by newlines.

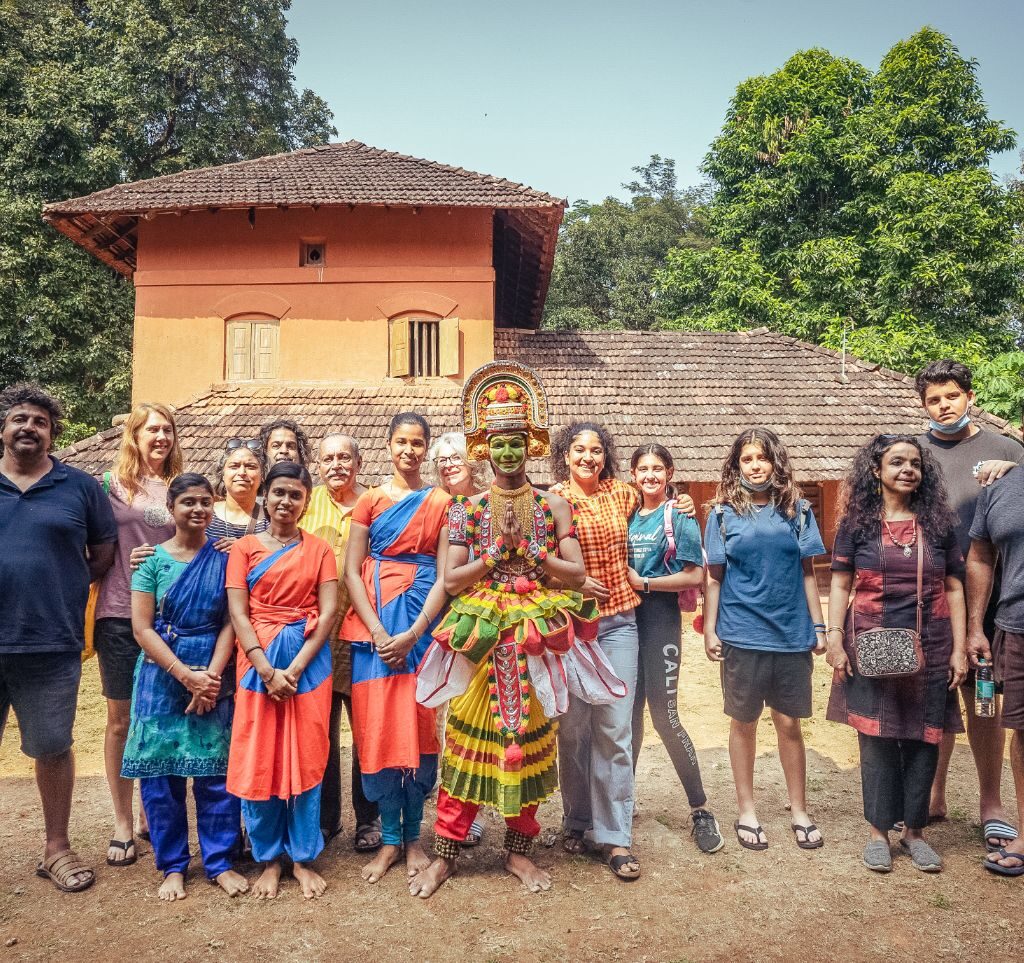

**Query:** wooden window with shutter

left=224, top=319, right=280, bottom=381
left=389, top=316, right=459, bottom=378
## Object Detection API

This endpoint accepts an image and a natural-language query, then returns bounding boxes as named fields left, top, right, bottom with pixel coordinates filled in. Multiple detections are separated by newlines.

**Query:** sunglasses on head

left=225, top=437, right=262, bottom=454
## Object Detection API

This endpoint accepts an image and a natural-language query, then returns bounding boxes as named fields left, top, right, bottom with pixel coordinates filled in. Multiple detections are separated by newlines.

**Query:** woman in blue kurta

left=123, top=473, right=247, bottom=901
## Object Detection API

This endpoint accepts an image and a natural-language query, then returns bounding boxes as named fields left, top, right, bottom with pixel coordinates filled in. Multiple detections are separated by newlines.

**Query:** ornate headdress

left=462, top=360, right=550, bottom=462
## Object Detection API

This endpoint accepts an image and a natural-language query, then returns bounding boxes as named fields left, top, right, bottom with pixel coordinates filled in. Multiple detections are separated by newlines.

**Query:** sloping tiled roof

left=43, top=141, right=565, bottom=217
left=495, top=328, right=1020, bottom=480
left=41, top=141, right=565, bottom=329
left=59, top=328, right=1021, bottom=485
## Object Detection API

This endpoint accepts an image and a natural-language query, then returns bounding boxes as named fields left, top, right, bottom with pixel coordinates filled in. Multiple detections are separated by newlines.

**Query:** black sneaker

left=691, top=809, right=725, bottom=854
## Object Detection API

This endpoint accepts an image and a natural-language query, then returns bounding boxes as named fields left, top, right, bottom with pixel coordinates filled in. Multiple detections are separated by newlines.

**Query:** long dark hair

left=838, top=434, right=956, bottom=542
left=714, top=427, right=801, bottom=518
left=388, top=411, right=431, bottom=446
left=630, top=443, right=677, bottom=499
left=550, top=421, right=618, bottom=483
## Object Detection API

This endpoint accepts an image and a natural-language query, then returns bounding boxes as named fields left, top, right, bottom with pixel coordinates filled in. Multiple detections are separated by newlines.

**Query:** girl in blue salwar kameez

left=122, top=474, right=248, bottom=901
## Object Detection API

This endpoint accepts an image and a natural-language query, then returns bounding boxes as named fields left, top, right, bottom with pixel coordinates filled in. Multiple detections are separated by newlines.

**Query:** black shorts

left=94, top=617, right=140, bottom=701
left=720, top=643, right=813, bottom=723
left=0, top=652, right=82, bottom=758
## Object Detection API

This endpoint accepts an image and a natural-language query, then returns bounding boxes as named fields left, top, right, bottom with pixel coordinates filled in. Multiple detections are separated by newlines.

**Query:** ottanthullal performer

left=412, top=361, right=626, bottom=897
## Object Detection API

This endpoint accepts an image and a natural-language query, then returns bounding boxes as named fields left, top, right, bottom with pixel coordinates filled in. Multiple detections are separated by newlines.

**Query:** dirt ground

left=2, top=594, right=1023, bottom=963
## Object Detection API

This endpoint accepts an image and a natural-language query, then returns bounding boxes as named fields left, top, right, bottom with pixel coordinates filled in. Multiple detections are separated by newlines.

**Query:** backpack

left=661, top=499, right=703, bottom=613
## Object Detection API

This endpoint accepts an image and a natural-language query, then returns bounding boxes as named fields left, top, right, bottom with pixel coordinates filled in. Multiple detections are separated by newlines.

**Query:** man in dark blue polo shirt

left=0, top=382, right=116, bottom=893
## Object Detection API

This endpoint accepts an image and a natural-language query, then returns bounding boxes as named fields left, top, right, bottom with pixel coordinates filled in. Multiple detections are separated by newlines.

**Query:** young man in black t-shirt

left=916, top=360, right=1024, bottom=851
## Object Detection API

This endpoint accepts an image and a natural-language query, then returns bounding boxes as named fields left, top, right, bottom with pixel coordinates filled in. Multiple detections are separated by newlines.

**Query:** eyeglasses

left=225, top=437, right=262, bottom=454
left=435, top=454, right=464, bottom=467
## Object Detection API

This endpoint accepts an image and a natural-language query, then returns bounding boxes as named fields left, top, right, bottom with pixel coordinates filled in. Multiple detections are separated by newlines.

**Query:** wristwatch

left=643, top=577, right=650, bottom=594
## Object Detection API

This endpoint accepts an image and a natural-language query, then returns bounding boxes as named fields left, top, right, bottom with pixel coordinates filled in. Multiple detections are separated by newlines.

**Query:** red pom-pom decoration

left=503, top=742, right=523, bottom=771
left=513, top=575, right=535, bottom=595
left=692, top=614, right=704, bottom=634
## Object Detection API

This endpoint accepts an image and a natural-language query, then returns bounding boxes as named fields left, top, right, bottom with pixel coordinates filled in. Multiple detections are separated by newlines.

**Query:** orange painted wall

left=131, top=206, right=497, bottom=404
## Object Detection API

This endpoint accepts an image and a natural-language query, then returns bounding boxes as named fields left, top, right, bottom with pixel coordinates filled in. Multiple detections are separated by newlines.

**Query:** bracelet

left=243, top=645, right=261, bottom=657
left=827, top=626, right=846, bottom=636
left=370, top=622, right=386, bottom=635
left=166, top=659, right=180, bottom=676
left=813, top=622, right=826, bottom=629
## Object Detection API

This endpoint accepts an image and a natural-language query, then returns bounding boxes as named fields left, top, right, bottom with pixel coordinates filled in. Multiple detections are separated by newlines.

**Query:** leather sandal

left=36, top=850, right=96, bottom=892
left=607, top=849, right=640, bottom=880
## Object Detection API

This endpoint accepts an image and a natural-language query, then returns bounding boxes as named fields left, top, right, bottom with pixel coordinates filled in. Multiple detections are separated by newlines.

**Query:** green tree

left=658, top=28, right=1023, bottom=376
left=543, top=156, right=708, bottom=330
left=0, top=0, right=335, bottom=433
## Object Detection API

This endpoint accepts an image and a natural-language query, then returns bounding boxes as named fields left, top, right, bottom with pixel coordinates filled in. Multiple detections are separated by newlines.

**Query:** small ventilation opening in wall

left=300, top=242, right=325, bottom=267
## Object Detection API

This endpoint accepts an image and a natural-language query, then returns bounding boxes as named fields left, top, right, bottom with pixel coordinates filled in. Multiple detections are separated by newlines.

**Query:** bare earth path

left=2, top=608, right=1022, bottom=962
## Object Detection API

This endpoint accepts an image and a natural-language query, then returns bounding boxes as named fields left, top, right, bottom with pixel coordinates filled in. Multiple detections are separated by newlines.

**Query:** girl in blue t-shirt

left=703, top=427, right=827, bottom=853
left=626, top=444, right=723, bottom=854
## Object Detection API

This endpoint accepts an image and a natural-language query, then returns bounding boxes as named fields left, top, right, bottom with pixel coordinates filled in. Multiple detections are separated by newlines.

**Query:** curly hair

left=112, top=402, right=183, bottom=502
left=0, top=382, right=65, bottom=450
left=712, top=427, right=802, bottom=518
left=838, top=434, right=957, bottom=542
left=550, top=421, right=619, bottom=484
left=258, top=418, right=311, bottom=466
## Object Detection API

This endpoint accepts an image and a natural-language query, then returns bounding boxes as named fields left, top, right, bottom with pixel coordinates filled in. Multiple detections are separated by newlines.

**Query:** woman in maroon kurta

left=826, top=434, right=967, bottom=874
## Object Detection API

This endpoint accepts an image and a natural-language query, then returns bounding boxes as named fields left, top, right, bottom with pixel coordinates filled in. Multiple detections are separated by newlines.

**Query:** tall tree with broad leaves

left=657, top=28, right=1023, bottom=378
left=543, top=156, right=709, bottom=331
left=0, top=0, right=336, bottom=437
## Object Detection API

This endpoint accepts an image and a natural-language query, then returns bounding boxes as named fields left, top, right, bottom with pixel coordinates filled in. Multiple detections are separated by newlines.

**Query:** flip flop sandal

left=984, top=847, right=1024, bottom=877
left=791, top=823, right=824, bottom=850
left=461, top=818, right=484, bottom=848
left=354, top=819, right=383, bottom=853
left=106, top=838, right=137, bottom=867
left=36, top=850, right=96, bottom=893
left=983, top=819, right=1019, bottom=853
left=137, top=829, right=151, bottom=843
left=607, top=851, right=641, bottom=880
left=734, top=821, right=768, bottom=851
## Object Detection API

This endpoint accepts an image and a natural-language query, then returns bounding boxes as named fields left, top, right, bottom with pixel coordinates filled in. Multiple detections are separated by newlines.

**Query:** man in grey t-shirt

left=969, top=467, right=1024, bottom=874
left=915, top=359, right=1023, bottom=851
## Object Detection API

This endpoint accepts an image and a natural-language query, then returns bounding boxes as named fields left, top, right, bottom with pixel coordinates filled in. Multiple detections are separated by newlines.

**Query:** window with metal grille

left=388, top=316, right=460, bottom=378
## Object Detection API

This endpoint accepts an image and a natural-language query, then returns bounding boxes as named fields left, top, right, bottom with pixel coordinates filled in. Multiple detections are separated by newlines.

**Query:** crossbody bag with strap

left=850, top=536, right=924, bottom=678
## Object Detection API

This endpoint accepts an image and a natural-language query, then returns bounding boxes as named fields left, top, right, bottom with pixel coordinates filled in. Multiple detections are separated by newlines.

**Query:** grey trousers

left=558, top=610, right=639, bottom=847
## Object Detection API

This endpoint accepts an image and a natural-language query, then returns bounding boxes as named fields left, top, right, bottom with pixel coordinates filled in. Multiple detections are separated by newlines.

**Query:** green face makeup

left=488, top=433, right=527, bottom=475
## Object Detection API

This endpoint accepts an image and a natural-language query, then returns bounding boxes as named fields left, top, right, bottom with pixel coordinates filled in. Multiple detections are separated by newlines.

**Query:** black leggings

left=631, top=593, right=708, bottom=809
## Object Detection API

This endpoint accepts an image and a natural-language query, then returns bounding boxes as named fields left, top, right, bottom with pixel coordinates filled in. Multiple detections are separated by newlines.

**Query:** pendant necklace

left=883, top=517, right=916, bottom=557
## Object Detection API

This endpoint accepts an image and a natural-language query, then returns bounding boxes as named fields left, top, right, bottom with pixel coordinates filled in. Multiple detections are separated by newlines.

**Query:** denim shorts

left=94, top=617, right=140, bottom=701
left=0, top=651, right=82, bottom=758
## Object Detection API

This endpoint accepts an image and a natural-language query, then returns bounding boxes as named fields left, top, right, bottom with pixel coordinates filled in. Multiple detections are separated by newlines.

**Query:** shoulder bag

left=851, top=537, right=924, bottom=678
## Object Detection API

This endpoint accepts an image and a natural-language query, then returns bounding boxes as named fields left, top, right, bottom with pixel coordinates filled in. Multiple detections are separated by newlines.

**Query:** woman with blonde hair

left=95, top=402, right=183, bottom=867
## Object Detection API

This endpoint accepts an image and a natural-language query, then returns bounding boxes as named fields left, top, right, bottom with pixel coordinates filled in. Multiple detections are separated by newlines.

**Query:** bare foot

left=361, top=844, right=402, bottom=883
left=505, top=851, right=552, bottom=893
left=251, top=861, right=282, bottom=900
left=405, top=840, right=431, bottom=877
left=214, top=869, right=249, bottom=897
left=158, top=872, right=186, bottom=901
left=409, top=857, right=454, bottom=898
left=292, top=862, right=327, bottom=899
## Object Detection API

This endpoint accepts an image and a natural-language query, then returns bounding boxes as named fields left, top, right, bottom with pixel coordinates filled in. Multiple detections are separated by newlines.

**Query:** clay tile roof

left=59, top=330, right=1021, bottom=487
left=43, top=141, right=566, bottom=216
left=41, top=141, right=565, bottom=329
left=494, top=328, right=1021, bottom=482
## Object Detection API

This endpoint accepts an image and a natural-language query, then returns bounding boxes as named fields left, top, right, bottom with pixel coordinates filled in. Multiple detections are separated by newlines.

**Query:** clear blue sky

left=287, top=0, right=1023, bottom=204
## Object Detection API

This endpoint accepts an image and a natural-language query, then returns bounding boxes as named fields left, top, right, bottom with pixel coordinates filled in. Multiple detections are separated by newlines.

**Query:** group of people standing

left=2, top=356, right=1023, bottom=902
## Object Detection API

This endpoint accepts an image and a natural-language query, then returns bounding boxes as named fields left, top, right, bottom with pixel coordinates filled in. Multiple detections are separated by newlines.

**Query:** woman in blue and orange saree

left=225, top=461, right=339, bottom=900
left=342, top=411, right=451, bottom=885
left=122, top=473, right=248, bottom=902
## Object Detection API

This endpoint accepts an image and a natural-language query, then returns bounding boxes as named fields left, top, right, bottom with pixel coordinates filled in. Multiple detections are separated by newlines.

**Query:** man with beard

left=0, top=383, right=117, bottom=892
left=299, top=433, right=382, bottom=853
left=259, top=418, right=311, bottom=467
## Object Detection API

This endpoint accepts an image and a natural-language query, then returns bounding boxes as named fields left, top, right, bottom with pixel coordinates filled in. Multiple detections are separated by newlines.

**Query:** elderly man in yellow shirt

left=299, top=433, right=382, bottom=852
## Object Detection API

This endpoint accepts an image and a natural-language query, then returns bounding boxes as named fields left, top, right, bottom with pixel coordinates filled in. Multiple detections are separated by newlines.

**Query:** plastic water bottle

left=976, top=658, right=996, bottom=717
